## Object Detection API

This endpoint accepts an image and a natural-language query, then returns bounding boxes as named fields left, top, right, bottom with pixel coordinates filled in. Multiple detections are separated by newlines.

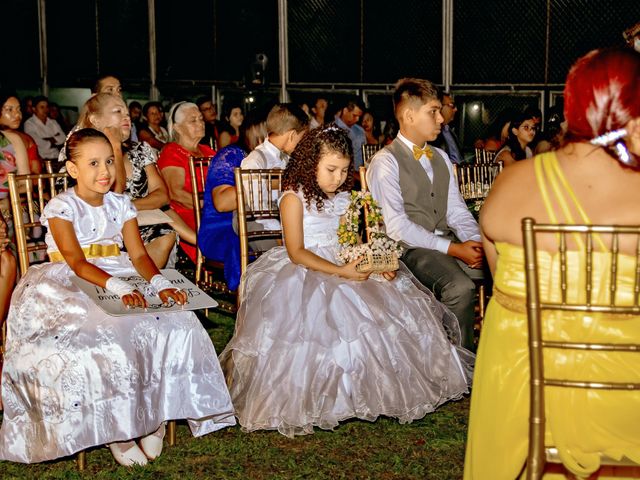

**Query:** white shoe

left=139, top=422, right=166, bottom=460
left=108, top=441, right=148, bottom=467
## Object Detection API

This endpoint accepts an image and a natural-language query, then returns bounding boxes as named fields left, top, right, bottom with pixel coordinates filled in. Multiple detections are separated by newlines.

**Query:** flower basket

left=337, top=191, right=402, bottom=273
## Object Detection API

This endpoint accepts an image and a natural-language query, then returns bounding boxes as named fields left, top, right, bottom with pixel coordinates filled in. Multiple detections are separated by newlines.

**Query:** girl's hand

left=159, top=288, right=188, bottom=306
left=339, top=257, right=371, bottom=281
left=381, top=270, right=397, bottom=281
left=122, top=289, right=148, bottom=309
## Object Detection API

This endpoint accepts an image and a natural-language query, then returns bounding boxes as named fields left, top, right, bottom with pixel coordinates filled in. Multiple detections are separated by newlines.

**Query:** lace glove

left=105, top=277, right=136, bottom=297
left=143, top=274, right=176, bottom=297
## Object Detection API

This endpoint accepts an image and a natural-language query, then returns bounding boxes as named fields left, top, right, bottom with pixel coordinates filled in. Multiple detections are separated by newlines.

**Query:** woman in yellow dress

left=464, top=47, right=640, bottom=479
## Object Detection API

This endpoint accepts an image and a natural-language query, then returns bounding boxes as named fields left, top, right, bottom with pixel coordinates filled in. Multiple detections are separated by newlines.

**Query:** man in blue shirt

left=334, top=96, right=366, bottom=170
left=434, top=91, right=464, bottom=164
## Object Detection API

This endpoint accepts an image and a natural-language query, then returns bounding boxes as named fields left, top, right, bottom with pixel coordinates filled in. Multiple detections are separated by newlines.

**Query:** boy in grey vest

left=366, top=78, right=483, bottom=351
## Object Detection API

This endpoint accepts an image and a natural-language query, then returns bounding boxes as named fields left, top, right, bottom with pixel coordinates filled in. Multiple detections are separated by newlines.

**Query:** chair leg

left=478, top=283, right=486, bottom=320
left=167, top=420, right=177, bottom=446
left=76, top=450, right=87, bottom=471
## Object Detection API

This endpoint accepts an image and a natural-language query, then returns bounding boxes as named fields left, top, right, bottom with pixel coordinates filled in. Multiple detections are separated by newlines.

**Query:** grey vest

left=384, top=138, right=452, bottom=238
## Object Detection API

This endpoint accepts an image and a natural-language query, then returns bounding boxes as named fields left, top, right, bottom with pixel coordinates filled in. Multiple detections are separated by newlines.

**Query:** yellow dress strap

left=49, top=243, right=121, bottom=263
left=535, top=153, right=607, bottom=252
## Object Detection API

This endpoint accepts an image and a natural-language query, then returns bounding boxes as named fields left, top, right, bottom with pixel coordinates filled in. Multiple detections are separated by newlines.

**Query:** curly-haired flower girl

left=220, top=125, right=473, bottom=437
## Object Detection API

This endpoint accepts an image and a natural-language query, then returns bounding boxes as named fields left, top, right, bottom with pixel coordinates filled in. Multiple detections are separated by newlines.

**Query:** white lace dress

left=0, top=189, right=235, bottom=463
left=220, top=190, right=473, bottom=437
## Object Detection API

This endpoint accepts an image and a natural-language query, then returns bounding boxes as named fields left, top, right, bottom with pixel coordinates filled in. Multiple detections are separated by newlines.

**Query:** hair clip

left=590, top=128, right=627, bottom=147
left=591, top=128, right=638, bottom=168
left=322, top=125, right=341, bottom=133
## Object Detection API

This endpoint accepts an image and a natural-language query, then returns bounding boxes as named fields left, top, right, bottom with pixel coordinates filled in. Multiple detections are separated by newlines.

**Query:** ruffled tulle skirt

left=220, top=246, right=474, bottom=437
left=0, top=255, right=235, bottom=463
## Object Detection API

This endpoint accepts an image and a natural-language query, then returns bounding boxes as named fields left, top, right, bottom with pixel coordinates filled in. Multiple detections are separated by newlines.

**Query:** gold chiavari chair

left=8, top=171, right=70, bottom=276
left=453, top=162, right=503, bottom=202
left=6, top=171, right=94, bottom=469
left=361, top=144, right=383, bottom=167
left=234, top=168, right=283, bottom=302
left=188, top=155, right=237, bottom=314
left=474, top=147, right=496, bottom=165
left=452, top=163, right=503, bottom=328
left=522, top=218, right=640, bottom=479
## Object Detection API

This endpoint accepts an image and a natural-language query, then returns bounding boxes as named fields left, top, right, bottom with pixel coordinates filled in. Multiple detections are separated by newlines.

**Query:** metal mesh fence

left=453, top=0, right=547, bottom=84
left=288, top=0, right=361, bottom=83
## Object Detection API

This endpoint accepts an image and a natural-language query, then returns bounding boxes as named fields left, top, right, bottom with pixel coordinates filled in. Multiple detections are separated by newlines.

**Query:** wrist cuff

left=105, top=277, right=136, bottom=297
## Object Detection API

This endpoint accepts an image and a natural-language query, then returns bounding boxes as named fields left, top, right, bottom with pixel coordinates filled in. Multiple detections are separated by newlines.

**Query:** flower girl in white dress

left=0, top=128, right=235, bottom=466
left=220, top=125, right=473, bottom=437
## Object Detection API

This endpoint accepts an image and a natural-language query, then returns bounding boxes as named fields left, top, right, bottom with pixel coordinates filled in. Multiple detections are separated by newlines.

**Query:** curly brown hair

left=282, top=124, right=354, bottom=211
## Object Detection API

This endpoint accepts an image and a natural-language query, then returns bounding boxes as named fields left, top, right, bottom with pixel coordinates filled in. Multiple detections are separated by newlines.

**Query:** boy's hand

left=122, top=289, right=148, bottom=309
left=159, top=288, right=188, bottom=306
left=448, top=240, right=484, bottom=268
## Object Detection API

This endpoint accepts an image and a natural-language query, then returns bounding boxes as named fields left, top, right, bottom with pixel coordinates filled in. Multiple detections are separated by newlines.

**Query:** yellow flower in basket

left=337, top=191, right=403, bottom=274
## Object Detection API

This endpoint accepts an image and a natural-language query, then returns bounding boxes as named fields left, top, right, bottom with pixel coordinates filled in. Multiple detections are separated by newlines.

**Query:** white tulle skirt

left=0, top=254, right=235, bottom=463
left=220, top=246, right=474, bottom=437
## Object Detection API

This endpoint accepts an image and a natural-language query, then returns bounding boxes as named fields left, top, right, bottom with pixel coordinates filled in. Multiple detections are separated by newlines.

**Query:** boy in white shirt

left=240, top=103, right=309, bottom=231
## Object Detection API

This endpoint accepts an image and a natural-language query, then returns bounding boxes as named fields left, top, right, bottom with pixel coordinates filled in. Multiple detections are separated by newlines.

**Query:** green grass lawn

left=1, top=310, right=470, bottom=480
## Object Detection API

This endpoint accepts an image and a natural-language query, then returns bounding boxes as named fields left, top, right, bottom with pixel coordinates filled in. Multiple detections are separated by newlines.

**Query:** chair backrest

left=362, top=144, right=382, bottom=167
left=44, top=158, right=67, bottom=175
left=453, top=163, right=503, bottom=200
left=234, top=168, right=283, bottom=277
left=8, top=171, right=71, bottom=276
left=521, top=217, right=640, bottom=479
left=188, top=155, right=215, bottom=234
left=188, top=155, right=215, bottom=283
left=474, top=147, right=496, bottom=164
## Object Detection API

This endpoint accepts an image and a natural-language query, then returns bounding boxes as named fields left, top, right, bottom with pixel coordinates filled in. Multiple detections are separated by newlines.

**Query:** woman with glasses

left=494, top=111, right=537, bottom=167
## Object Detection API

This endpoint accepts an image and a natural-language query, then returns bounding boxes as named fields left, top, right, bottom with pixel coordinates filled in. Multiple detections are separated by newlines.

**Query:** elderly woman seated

left=197, top=110, right=268, bottom=291
left=157, top=101, right=215, bottom=263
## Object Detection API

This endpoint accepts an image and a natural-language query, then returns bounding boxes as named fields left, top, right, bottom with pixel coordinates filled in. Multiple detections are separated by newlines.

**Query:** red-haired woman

left=464, top=47, right=640, bottom=479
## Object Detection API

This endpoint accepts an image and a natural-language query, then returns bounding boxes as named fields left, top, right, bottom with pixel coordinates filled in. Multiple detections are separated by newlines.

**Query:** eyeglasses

left=521, top=125, right=538, bottom=132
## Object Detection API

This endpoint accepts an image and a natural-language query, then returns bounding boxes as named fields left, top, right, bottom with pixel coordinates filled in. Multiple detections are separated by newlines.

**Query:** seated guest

left=158, top=101, right=214, bottom=263
left=474, top=108, right=516, bottom=152
left=494, top=111, right=537, bottom=167
left=434, top=92, right=464, bottom=164
left=138, top=101, right=169, bottom=151
left=334, top=96, right=366, bottom=169
left=241, top=103, right=309, bottom=231
left=534, top=105, right=564, bottom=154
left=464, top=47, right=640, bottom=480
left=361, top=109, right=382, bottom=145
left=77, top=93, right=178, bottom=268
left=48, top=102, right=70, bottom=134
left=367, top=78, right=483, bottom=351
left=308, top=96, right=328, bottom=129
left=196, top=96, right=219, bottom=150
left=218, top=103, right=244, bottom=149
left=23, top=96, right=66, bottom=161
left=198, top=110, right=268, bottom=291
left=241, top=103, right=309, bottom=170
left=93, top=74, right=139, bottom=142
left=0, top=91, right=42, bottom=174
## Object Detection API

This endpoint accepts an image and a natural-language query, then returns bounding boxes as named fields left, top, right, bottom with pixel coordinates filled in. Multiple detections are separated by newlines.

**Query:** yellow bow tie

left=412, top=144, right=433, bottom=160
